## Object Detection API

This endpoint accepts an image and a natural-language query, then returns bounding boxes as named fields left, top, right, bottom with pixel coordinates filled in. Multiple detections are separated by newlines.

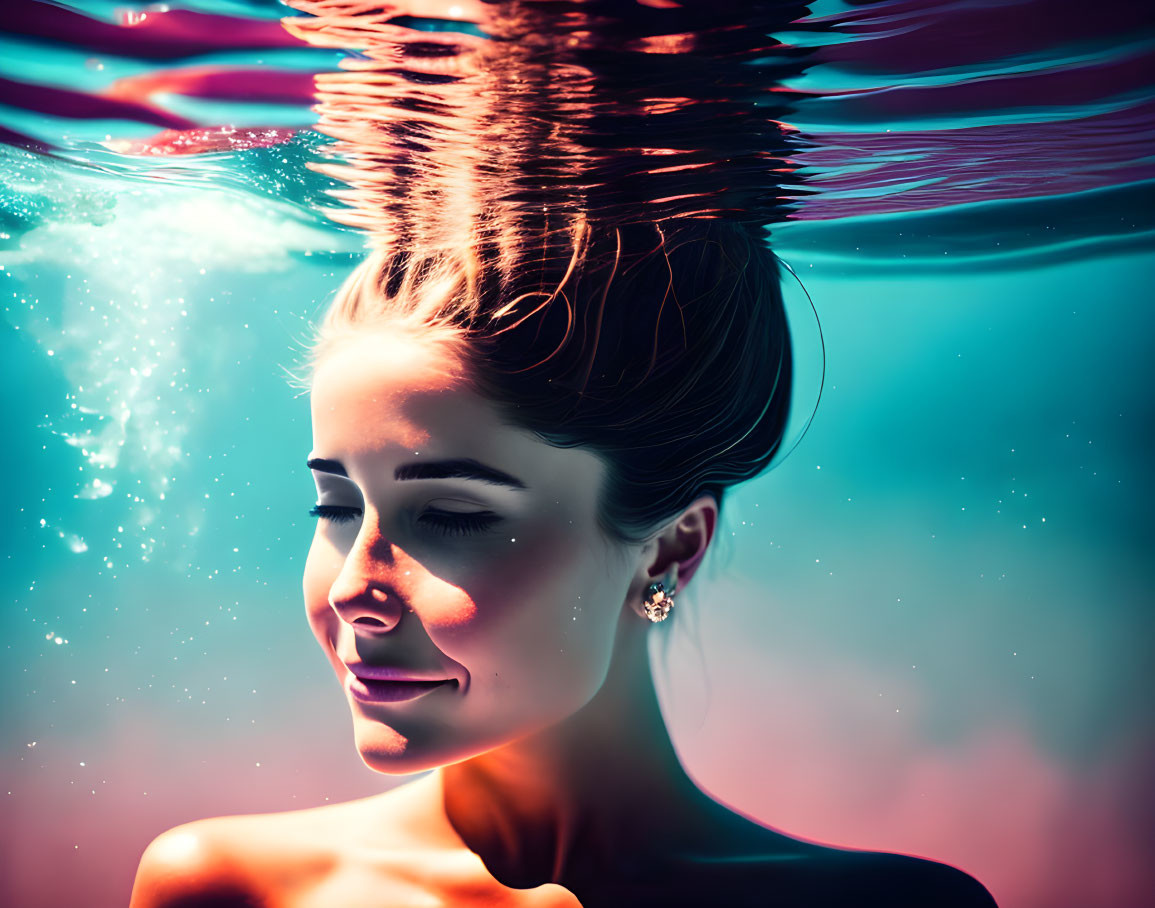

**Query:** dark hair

left=312, top=217, right=791, bottom=543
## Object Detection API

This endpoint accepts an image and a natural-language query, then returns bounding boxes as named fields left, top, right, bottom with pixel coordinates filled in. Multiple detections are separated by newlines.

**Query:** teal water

left=2, top=2, right=1153, bottom=907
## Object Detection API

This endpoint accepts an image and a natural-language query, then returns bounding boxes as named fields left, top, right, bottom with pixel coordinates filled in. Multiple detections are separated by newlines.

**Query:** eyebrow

left=397, top=458, right=527, bottom=489
left=307, top=457, right=347, bottom=477
left=307, top=456, right=526, bottom=490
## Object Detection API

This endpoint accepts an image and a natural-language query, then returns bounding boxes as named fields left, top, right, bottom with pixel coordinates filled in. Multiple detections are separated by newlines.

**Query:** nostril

left=353, top=616, right=388, bottom=628
left=331, top=583, right=400, bottom=630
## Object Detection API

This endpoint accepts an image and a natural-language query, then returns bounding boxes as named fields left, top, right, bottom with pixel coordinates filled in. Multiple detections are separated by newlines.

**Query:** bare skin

left=130, top=647, right=995, bottom=908
left=130, top=776, right=580, bottom=908
left=131, top=644, right=994, bottom=908
left=131, top=329, right=997, bottom=908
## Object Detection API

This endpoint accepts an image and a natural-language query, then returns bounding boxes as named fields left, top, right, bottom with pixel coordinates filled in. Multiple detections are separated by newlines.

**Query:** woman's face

left=304, top=328, right=643, bottom=773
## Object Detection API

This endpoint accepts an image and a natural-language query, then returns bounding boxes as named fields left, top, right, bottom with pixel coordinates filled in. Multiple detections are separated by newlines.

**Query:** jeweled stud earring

left=642, top=581, right=675, bottom=623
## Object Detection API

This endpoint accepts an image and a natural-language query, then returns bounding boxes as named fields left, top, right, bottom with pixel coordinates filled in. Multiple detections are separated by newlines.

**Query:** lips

left=344, top=662, right=448, bottom=682
left=342, top=662, right=456, bottom=704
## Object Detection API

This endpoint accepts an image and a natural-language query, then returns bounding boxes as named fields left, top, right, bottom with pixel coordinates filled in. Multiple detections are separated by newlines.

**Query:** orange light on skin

left=146, top=831, right=202, bottom=865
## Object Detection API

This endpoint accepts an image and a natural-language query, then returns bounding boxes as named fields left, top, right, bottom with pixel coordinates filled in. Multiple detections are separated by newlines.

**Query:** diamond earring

left=642, top=580, right=675, bottom=623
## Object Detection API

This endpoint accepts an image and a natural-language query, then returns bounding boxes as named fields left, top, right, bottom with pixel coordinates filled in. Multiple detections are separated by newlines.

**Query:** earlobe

left=625, top=496, right=717, bottom=621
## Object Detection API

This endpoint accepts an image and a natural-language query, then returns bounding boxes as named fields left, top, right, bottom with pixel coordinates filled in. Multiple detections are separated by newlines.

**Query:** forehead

left=311, top=330, right=469, bottom=453
left=309, top=329, right=605, bottom=491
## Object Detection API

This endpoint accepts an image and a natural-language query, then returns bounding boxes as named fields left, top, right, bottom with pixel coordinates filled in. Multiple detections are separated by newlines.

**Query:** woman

left=129, top=220, right=996, bottom=907
left=132, top=2, right=997, bottom=905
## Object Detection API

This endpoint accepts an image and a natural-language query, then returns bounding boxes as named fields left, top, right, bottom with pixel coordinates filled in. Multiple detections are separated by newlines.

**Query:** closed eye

left=309, top=504, right=362, bottom=524
left=309, top=505, right=501, bottom=537
left=418, top=509, right=501, bottom=537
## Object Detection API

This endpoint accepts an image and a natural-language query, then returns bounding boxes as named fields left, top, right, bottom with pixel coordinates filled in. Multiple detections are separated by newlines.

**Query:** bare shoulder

left=803, top=847, right=997, bottom=907
left=130, top=815, right=271, bottom=908
left=741, top=844, right=999, bottom=908
left=127, top=778, right=578, bottom=908
left=672, top=810, right=997, bottom=908
left=128, top=798, right=371, bottom=908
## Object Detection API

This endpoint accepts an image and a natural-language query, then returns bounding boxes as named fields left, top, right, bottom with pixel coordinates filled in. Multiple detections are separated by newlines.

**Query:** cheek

left=401, top=558, right=478, bottom=630
left=441, top=521, right=628, bottom=691
left=457, top=524, right=589, bottom=632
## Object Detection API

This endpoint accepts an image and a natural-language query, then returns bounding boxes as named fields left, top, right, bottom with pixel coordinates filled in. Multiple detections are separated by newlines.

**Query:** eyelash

left=420, top=510, right=502, bottom=537
left=309, top=504, right=360, bottom=524
left=308, top=505, right=501, bottom=537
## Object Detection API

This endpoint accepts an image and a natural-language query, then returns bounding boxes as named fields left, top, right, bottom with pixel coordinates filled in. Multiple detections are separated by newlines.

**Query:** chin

left=351, top=717, right=454, bottom=775
left=358, top=749, right=439, bottom=776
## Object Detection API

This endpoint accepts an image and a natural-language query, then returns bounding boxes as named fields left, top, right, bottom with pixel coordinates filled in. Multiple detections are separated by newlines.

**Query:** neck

left=439, top=609, right=719, bottom=889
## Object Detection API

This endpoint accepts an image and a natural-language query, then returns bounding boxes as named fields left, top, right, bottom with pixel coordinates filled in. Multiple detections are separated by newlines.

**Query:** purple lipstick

left=343, top=662, right=455, bottom=704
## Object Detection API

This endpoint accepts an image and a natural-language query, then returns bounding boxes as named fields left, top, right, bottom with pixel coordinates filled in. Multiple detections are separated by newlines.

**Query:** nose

left=327, top=524, right=405, bottom=633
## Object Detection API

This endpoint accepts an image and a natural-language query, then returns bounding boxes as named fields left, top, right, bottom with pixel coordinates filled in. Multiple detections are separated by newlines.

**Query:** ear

left=634, top=495, right=718, bottom=600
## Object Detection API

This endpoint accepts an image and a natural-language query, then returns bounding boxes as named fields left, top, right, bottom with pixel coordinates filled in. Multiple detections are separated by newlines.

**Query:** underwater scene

left=2, top=1, right=1153, bottom=906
